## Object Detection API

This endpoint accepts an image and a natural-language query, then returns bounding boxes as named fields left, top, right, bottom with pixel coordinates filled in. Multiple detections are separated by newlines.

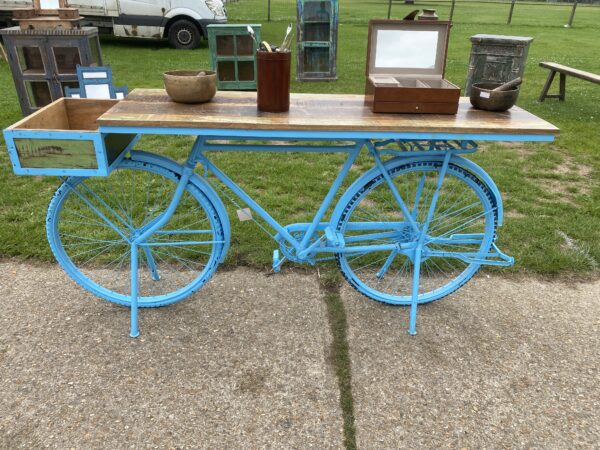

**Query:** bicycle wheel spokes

left=48, top=158, right=226, bottom=307
left=336, top=161, right=496, bottom=305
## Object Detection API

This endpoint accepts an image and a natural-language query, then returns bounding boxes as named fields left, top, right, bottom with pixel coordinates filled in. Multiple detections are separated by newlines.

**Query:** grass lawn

left=0, top=0, right=598, bottom=274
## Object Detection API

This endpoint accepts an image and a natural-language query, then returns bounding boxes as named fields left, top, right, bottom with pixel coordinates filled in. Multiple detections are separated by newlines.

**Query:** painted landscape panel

left=14, top=138, right=98, bottom=169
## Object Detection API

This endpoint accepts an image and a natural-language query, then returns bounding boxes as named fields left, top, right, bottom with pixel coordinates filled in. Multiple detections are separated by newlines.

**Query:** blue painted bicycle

left=45, top=137, right=512, bottom=336
left=4, top=92, right=558, bottom=337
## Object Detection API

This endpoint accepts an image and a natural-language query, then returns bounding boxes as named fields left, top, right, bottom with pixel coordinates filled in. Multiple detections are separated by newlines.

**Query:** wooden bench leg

left=559, top=73, right=566, bottom=101
left=539, top=70, right=556, bottom=102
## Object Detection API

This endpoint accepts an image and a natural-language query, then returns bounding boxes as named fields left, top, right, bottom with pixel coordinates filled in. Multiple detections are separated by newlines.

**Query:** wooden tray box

left=364, top=20, right=460, bottom=114
left=3, top=98, right=136, bottom=177
left=12, top=9, right=37, bottom=20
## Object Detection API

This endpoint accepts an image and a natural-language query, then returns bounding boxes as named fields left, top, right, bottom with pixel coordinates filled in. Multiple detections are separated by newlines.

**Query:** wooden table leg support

left=559, top=72, right=566, bottom=101
left=539, top=70, right=567, bottom=102
left=539, top=70, right=556, bottom=102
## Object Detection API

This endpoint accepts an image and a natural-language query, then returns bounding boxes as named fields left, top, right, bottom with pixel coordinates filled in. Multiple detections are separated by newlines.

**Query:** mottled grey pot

left=470, top=82, right=520, bottom=112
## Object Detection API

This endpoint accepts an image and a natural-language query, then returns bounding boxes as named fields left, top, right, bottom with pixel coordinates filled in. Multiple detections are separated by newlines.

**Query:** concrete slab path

left=2, top=260, right=599, bottom=449
left=343, top=275, right=600, bottom=449
left=0, top=262, right=343, bottom=449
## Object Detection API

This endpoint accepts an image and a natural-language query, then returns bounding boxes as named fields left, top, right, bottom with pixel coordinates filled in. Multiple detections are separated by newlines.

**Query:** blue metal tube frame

left=408, top=151, right=453, bottom=335
left=69, top=131, right=548, bottom=337
left=98, top=125, right=555, bottom=142
left=196, top=141, right=364, bottom=255
left=130, top=244, right=139, bottom=337
left=366, top=140, right=421, bottom=234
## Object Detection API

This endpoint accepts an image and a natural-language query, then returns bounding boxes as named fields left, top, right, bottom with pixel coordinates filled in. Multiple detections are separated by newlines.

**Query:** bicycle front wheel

left=46, top=157, right=227, bottom=307
left=335, top=159, right=497, bottom=305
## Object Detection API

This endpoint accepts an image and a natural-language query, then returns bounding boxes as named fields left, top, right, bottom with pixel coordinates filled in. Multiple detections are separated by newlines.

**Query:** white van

left=0, top=0, right=227, bottom=49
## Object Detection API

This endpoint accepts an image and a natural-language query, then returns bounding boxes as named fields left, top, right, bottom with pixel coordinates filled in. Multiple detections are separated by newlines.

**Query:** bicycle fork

left=368, top=143, right=454, bottom=335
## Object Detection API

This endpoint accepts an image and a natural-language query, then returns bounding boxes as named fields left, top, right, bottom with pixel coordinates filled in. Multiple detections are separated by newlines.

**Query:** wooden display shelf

left=97, top=88, right=559, bottom=138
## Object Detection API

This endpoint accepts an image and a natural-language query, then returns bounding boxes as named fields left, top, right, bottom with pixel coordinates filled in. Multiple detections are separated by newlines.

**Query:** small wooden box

left=12, top=9, right=37, bottom=20
left=58, top=8, right=81, bottom=20
left=364, top=20, right=460, bottom=114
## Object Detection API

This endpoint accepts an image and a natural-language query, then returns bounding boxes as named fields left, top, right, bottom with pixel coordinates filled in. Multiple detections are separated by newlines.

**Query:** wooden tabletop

left=98, top=89, right=559, bottom=138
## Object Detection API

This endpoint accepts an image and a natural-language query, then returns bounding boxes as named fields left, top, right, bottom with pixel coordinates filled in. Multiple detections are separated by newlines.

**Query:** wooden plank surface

left=9, top=98, right=70, bottom=131
left=8, top=98, right=118, bottom=132
left=98, top=89, right=559, bottom=136
left=539, top=62, right=600, bottom=84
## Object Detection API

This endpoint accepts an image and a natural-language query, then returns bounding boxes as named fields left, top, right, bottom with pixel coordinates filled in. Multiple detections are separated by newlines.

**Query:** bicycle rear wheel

left=334, top=159, right=497, bottom=305
left=46, top=157, right=227, bottom=307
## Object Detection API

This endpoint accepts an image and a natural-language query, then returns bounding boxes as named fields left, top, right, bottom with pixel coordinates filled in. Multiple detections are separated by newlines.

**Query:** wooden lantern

left=14, top=0, right=80, bottom=30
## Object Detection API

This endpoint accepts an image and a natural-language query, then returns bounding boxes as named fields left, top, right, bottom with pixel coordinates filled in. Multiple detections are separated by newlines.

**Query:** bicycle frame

left=117, top=135, right=511, bottom=337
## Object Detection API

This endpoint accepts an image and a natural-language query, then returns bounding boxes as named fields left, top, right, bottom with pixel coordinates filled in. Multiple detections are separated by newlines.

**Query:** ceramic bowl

left=163, top=70, right=217, bottom=104
left=470, top=82, right=520, bottom=112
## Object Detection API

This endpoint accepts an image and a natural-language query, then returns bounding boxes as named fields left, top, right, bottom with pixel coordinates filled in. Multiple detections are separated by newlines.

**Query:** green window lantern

left=208, top=24, right=261, bottom=91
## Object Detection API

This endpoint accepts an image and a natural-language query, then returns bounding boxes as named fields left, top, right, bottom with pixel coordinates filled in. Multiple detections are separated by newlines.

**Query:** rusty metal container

left=465, top=34, right=533, bottom=96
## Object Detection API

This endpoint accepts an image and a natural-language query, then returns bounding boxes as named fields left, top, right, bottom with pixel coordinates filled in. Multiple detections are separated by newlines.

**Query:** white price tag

left=480, top=91, right=491, bottom=99
left=236, top=208, right=253, bottom=222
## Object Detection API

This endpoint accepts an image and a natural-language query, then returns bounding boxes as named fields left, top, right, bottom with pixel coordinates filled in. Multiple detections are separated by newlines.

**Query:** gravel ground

left=0, top=262, right=342, bottom=449
left=342, top=274, right=600, bottom=449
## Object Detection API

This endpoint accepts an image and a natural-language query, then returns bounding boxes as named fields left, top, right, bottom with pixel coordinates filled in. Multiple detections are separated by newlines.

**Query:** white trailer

left=0, top=0, right=227, bottom=49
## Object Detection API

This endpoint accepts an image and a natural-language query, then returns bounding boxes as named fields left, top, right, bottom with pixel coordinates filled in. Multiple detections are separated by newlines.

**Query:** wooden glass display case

left=208, top=24, right=261, bottom=90
left=0, top=27, right=103, bottom=116
left=364, top=20, right=460, bottom=114
left=296, top=0, right=338, bottom=81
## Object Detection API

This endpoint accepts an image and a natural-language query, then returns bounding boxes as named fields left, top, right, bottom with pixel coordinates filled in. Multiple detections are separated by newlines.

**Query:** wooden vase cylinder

left=257, top=50, right=291, bottom=113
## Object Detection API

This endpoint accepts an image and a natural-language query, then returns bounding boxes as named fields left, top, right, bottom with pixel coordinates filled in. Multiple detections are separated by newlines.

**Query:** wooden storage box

left=3, top=98, right=136, bottom=176
left=364, top=20, right=460, bottom=114
left=12, top=8, right=36, bottom=20
left=58, top=8, right=81, bottom=19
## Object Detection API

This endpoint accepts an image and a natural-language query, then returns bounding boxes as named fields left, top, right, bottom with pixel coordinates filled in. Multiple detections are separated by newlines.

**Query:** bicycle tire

left=334, top=159, right=497, bottom=305
left=46, top=157, right=227, bottom=307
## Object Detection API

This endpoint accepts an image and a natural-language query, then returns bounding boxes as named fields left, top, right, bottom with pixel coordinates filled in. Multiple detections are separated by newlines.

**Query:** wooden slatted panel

left=98, top=89, right=559, bottom=136
left=9, top=98, right=70, bottom=130
left=7, top=98, right=119, bottom=131
left=540, top=62, right=600, bottom=85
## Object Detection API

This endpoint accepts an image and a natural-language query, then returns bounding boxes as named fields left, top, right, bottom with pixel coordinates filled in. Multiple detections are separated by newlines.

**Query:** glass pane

left=84, top=84, right=111, bottom=99
left=238, top=61, right=254, bottom=81
left=53, top=47, right=81, bottom=74
left=216, top=35, right=234, bottom=56
left=82, top=71, right=109, bottom=79
left=16, top=46, right=45, bottom=74
left=61, top=81, right=80, bottom=97
left=15, top=138, right=97, bottom=169
left=89, top=37, right=101, bottom=65
left=304, top=1, right=331, bottom=22
left=236, top=35, right=254, bottom=56
left=303, top=47, right=329, bottom=73
left=375, top=30, right=438, bottom=70
left=304, top=23, right=330, bottom=41
left=25, top=81, right=52, bottom=108
left=40, top=0, right=60, bottom=9
left=217, top=61, right=236, bottom=82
